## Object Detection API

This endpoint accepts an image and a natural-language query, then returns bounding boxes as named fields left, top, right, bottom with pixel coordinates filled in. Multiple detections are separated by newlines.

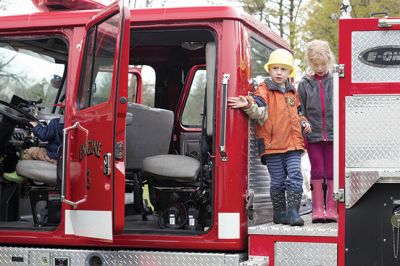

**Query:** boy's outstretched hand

left=228, top=96, right=248, bottom=109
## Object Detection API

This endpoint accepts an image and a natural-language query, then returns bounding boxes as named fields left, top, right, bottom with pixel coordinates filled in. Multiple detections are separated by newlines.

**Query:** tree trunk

left=279, top=0, right=284, bottom=37
left=289, top=0, right=295, bottom=48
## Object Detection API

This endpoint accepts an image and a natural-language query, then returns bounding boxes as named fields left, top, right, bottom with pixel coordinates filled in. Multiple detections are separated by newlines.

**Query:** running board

left=0, top=247, right=247, bottom=265
left=248, top=214, right=337, bottom=237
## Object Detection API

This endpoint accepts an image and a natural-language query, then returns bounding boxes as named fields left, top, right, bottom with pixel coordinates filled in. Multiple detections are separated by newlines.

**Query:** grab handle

left=61, top=122, right=89, bottom=209
left=219, top=74, right=230, bottom=161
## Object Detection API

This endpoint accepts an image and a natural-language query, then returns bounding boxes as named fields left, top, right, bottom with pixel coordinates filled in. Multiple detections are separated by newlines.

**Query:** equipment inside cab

left=0, top=36, right=67, bottom=227
left=123, top=28, right=216, bottom=233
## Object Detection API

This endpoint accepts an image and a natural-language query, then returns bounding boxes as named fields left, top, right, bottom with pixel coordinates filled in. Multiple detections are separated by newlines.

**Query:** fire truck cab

left=0, top=0, right=290, bottom=265
left=0, top=0, right=399, bottom=265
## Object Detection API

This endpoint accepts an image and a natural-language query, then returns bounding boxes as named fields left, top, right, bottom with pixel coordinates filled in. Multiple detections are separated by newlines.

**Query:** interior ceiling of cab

left=130, top=29, right=214, bottom=66
left=131, top=29, right=214, bottom=46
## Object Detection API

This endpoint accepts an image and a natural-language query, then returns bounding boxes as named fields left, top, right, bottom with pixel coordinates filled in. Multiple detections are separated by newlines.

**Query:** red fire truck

left=0, top=0, right=399, bottom=265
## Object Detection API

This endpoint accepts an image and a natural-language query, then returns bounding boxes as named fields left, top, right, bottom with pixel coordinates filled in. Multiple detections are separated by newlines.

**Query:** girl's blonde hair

left=305, top=39, right=335, bottom=75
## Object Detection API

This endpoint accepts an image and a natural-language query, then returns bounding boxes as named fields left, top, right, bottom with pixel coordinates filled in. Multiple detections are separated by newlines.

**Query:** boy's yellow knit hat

left=264, top=49, right=297, bottom=78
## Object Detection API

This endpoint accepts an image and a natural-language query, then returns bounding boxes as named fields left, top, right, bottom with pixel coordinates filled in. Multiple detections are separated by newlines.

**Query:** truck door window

left=79, top=14, right=119, bottom=109
left=128, top=72, right=137, bottom=101
left=0, top=36, right=67, bottom=230
left=249, top=37, right=273, bottom=86
left=140, top=65, right=155, bottom=107
left=181, top=69, right=206, bottom=127
left=0, top=38, right=66, bottom=112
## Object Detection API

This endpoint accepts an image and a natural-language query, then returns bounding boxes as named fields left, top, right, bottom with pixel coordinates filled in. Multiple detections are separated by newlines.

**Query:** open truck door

left=62, top=0, right=130, bottom=240
left=339, top=16, right=400, bottom=265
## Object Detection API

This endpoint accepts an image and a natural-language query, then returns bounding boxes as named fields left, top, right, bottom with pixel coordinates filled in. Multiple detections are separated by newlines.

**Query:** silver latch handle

left=378, top=19, right=400, bottom=28
left=333, top=65, right=340, bottom=200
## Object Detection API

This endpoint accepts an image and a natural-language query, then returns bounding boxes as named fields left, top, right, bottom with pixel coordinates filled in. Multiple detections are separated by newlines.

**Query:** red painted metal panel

left=63, top=0, right=129, bottom=240
left=339, top=18, right=400, bottom=96
left=338, top=16, right=400, bottom=266
left=112, top=0, right=131, bottom=236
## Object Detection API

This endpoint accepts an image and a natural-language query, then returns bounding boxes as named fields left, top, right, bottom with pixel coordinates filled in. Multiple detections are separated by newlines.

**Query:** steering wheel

left=0, top=100, right=41, bottom=126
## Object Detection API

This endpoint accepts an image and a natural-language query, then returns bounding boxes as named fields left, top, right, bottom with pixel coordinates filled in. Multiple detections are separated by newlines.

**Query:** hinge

left=115, top=142, right=124, bottom=160
left=337, top=64, right=344, bottom=78
left=334, top=188, right=345, bottom=203
left=378, top=18, right=400, bottom=28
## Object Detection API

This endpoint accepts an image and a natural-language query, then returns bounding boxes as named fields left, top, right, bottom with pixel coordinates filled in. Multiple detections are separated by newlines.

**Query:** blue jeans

left=263, top=151, right=303, bottom=193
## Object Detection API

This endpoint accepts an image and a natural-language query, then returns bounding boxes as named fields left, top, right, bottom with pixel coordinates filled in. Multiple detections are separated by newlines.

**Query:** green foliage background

left=240, top=0, right=400, bottom=69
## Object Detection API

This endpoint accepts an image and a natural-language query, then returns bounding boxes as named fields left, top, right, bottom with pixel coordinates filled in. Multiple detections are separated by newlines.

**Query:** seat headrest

left=126, top=103, right=174, bottom=170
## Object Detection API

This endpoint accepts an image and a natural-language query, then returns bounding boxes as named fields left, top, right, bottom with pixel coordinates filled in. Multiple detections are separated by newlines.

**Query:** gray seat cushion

left=126, top=103, right=174, bottom=170
left=16, top=160, right=57, bottom=186
left=142, top=155, right=200, bottom=183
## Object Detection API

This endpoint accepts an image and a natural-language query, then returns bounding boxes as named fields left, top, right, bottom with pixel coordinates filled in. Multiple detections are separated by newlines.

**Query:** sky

left=0, top=0, right=36, bottom=15
left=1, top=0, right=242, bottom=15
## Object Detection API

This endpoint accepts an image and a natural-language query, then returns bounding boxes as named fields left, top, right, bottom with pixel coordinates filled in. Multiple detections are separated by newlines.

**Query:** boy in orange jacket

left=228, top=49, right=311, bottom=226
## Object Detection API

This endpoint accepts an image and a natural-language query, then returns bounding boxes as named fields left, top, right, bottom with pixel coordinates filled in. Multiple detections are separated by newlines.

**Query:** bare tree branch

left=0, top=54, right=17, bottom=70
left=294, top=0, right=303, bottom=23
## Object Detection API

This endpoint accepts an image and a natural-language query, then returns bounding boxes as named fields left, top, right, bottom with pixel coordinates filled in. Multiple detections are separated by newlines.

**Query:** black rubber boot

left=287, top=191, right=304, bottom=226
left=271, top=190, right=288, bottom=225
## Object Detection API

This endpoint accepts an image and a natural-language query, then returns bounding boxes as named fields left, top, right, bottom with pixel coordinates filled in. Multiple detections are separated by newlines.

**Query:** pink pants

left=307, top=141, right=333, bottom=181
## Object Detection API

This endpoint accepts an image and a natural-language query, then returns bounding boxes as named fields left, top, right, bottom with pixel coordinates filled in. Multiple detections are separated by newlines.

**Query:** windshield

left=0, top=37, right=66, bottom=113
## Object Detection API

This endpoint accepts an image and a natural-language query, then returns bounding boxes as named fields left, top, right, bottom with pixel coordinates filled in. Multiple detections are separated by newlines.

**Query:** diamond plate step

left=240, top=256, right=268, bottom=266
left=248, top=214, right=338, bottom=237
